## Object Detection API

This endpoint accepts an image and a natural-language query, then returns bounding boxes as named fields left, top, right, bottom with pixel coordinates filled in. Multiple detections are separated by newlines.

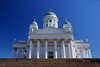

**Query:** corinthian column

left=29, top=40, right=32, bottom=58
left=68, top=43, right=71, bottom=58
left=54, top=39, right=57, bottom=58
left=69, top=40, right=73, bottom=58
left=45, top=39, right=48, bottom=58
left=37, top=39, right=40, bottom=59
left=85, top=49, right=89, bottom=58
left=11, top=49, right=14, bottom=58
left=88, top=48, right=92, bottom=58
left=62, top=39, right=66, bottom=58
left=26, top=46, right=29, bottom=58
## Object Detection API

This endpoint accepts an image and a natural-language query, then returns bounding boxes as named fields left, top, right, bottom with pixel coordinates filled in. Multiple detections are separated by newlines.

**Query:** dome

left=31, top=19, right=37, bottom=25
left=64, top=21, right=70, bottom=24
left=32, top=21, right=37, bottom=24
left=45, top=12, right=56, bottom=16
left=64, top=18, right=70, bottom=24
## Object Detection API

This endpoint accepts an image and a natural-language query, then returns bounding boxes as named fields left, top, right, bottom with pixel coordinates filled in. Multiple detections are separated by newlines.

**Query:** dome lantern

left=29, top=19, right=38, bottom=32
left=64, top=18, right=70, bottom=24
left=31, top=19, right=37, bottom=25
left=63, top=18, right=72, bottom=32
left=43, top=8, right=58, bottom=28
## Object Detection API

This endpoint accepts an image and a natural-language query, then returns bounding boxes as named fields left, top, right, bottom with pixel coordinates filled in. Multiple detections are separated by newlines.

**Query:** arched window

left=49, top=20, right=52, bottom=22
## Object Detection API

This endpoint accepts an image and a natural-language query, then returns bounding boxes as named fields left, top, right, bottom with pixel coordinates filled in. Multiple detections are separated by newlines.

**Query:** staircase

left=0, top=58, right=100, bottom=67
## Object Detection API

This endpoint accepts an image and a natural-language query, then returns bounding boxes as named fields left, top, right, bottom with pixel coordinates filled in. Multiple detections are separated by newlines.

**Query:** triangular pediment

left=30, top=27, right=72, bottom=34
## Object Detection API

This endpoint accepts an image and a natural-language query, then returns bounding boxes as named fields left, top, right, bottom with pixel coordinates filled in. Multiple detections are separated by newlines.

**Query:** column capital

left=30, top=39, right=33, bottom=41
left=73, top=45, right=75, bottom=47
left=15, top=48, right=17, bottom=51
left=85, top=47, right=90, bottom=50
left=62, top=38, right=64, bottom=41
left=37, top=39, right=40, bottom=41
left=87, top=47, right=90, bottom=49
left=27, top=45, right=29, bottom=47
left=54, top=39, right=57, bottom=41
left=69, top=38, right=72, bottom=41
left=45, top=39, right=48, bottom=41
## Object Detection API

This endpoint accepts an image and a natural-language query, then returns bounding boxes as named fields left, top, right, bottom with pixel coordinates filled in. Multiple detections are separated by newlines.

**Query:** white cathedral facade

left=11, top=9, right=92, bottom=59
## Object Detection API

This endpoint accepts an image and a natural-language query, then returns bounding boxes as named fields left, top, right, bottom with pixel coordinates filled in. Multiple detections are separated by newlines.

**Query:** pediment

left=30, top=27, right=72, bottom=34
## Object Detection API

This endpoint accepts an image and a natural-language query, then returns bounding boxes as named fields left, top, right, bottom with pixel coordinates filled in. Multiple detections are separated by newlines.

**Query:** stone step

left=0, top=58, right=100, bottom=67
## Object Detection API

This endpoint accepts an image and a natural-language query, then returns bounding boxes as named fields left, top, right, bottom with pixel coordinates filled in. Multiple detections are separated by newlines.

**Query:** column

left=61, top=43, right=63, bottom=58
left=86, top=49, right=89, bottom=58
left=68, top=43, right=71, bottom=58
left=83, top=48, right=86, bottom=58
left=45, top=21, right=46, bottom=28
left=54, top=39, right=57, bottom=58
left=29, top=40, right=32, bottom=58
left=26, top=46, right=29, bottom=58
left=14, top=49, right=17, bottom=58
left=88, top=48, right=92, bottom=58
left=70, top=40, right=73, bottom=58
left=45, top=39, right=48, bottom=58
left=62, top=39, right=66, bottom=58
left=48, top=20, right=49, bottom=27
left=73, top=45, right=76, bottom=58
left=16, top=49, right=19, bottom=58
left=37, top=39, right=40, bottom=58
left=11, top=49, right=14, bottom=58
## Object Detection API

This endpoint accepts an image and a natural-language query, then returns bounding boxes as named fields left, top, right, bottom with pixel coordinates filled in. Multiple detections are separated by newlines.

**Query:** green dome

left=31, top=21, right=37, bottom=25
left=45, top=12, right=56, bottom=16
left=64, top=21, right=70, bottom=24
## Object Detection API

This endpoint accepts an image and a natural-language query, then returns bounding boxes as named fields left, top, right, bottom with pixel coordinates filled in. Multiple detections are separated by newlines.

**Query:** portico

left=28, top=39, right=72, bottom=59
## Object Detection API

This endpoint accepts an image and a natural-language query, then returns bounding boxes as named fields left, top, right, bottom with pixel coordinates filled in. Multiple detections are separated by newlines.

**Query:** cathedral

left=11, top=9, right=92, bottom=59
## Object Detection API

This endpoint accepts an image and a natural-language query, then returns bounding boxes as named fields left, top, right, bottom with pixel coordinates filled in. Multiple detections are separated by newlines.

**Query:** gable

left=31, top=27, right=72, bottom=34
left=37, top=29, right=66, bottom=34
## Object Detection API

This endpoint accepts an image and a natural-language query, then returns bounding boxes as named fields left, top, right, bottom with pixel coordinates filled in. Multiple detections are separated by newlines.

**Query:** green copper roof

left=31, top=21, right=37, bottom=25
left=64, top=21, right=70, bottom=24
left=45, top=12, right=56, bottom=16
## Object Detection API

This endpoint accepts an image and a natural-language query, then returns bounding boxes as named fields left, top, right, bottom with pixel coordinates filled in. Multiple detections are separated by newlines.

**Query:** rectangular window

left=46, top=24, right=48, bottom=27
left=49, top=52, right=53, bottom=56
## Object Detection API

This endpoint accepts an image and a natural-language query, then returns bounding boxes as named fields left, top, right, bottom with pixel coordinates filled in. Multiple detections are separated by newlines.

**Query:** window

left=49, top=20, right=52, bottom=22
left=53, top=24, right=54, bottom=26
left=49, top=52, right=53, bottom=56
left=24, top=50, right=26, bottom=52
left=46, top=21, right=48, bottom=22
left=75, top=50, right=77, bottom=52
left=46, top=24, right=48, bottom=27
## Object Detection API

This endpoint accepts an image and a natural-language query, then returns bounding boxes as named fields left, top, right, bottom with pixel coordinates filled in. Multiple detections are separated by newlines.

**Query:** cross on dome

left=66, top=18, right=67, bottom=22
left=49, top=8, right=51, bottom=12
left=14, top=38, right=16, bottom=43
left=34, top=19, right=36, bottom=22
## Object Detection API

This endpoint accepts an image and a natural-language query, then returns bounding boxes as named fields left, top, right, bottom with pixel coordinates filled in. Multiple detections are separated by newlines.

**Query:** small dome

left=32, top=21, right=37, bottom=24
left=64, top=21, right=70, bottom=24
left=45, top=12, right=56, bottom=16
left=64, top=18, right=70, bottom=24
left=31, top=19, right=37, bottom=25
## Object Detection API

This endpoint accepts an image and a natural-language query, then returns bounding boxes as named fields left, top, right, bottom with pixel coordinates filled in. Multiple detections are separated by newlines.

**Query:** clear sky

left=0, top=0, right=100, bottom=58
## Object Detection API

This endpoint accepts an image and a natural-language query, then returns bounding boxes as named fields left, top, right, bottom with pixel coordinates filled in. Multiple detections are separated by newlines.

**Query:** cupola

left=43, top=8, right=58, bottom=28
left=29, top=19, right=38, bottom=32
left=63, top=18, right=72, bottom=32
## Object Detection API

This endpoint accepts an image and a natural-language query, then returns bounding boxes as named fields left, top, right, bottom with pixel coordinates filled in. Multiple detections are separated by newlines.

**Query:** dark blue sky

left=0, top=0, right=100, bottom=58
